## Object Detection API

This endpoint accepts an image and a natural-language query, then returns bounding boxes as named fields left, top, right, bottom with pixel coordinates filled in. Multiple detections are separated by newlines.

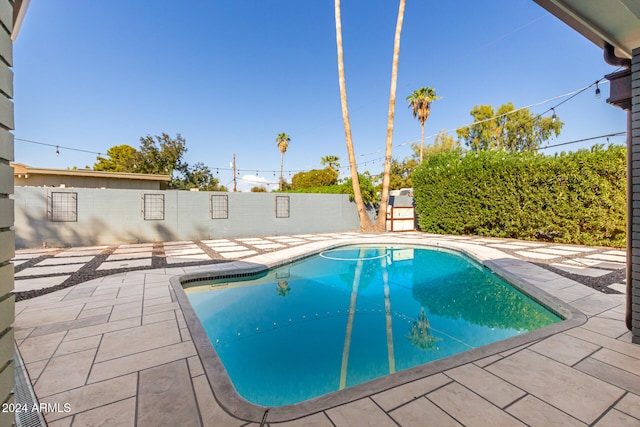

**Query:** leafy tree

left=93, top=133, right=225, bottom=191
left=411, top=130, right=461, bottom=159
left=94, top=144, right=142, bottom=172
left=276, top=132, right=290, bottom=191
left=457, top=102, right=563, bottom=152
left=251, top=186, right=267, bottom=192
left=320, top=155, right=341, bottom=171
left=407, top=87, right=440, bottom=163
left=137, top=133, right=188, bottom=177
left=341, top=174, right=379, bottom=207
left=291, top=168, right=339, bottom=189
left=376, top=158, right=417, bottom=191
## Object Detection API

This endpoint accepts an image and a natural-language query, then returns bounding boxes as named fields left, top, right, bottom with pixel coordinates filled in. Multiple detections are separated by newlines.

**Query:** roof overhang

left=533, top=0, right=640, bottom=58
left=11, top=163, right=172, bottom=182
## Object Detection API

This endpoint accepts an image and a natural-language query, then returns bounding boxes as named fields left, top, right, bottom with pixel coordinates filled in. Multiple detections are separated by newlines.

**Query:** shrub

left=412, top=145, right=626, bottom=247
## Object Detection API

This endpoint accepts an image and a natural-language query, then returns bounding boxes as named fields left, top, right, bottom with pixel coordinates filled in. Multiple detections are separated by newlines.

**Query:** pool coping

left=170, top=236, right=588, bottom=423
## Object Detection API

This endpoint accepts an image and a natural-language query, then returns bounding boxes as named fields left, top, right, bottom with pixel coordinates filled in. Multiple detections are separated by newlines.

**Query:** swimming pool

left=184, top=244, right=562, bottom=407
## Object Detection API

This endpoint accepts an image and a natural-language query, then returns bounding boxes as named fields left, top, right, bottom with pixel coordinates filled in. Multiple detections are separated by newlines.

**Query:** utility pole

left=232, top=153, right=237, bottom=192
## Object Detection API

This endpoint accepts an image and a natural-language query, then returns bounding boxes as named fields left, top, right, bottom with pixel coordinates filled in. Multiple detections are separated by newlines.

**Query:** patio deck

left=12, top=232, right=640, bottom=426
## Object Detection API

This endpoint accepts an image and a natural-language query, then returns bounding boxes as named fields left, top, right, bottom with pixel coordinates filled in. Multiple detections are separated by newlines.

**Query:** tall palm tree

left=334, top=0, right=374, bottom=232
left=407, top=87, right=440, bottom=163
left=320, top=155, right=341, bottom=171
left=276, top=132, right=290, bottom=191
left=376, top=0, right=406, bottom=232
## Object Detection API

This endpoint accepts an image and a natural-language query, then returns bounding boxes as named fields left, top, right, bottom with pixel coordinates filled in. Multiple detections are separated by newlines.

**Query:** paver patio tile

left=571, top=258, right=626, bottom=270
left=30, top=314, right=110, bottom=337
left=16, top=263, right=84, bottom=276
left=585, top=253, right=626, bottom=263
left=191, top=375, right=246, bottom=427
left=107, top=300, right=142, bottom=322
left=565, top=327, right=640, bottom=359
left=187, top=356, right=204, bottom=377
left=62, top=285, right=97, bottom=300
left=142, top=301, right=181, bottom=314
left=591, top=348, right=640, bottom=376
left=574, top=357, right=640, bottom=395
left=615, top=392, right=640, bottom=420
left=570, top=293, right=624, bottom=317
left=371, top=373, right=451, bottom=411
left=549, top=245, right=596, bottom=252
left=137, top=360, right=200, bottom=427
left=143, top=295, right=173, bottom=307
left=514, top=251, right=559, bottom=260
left=166, top=254, right=212, bottom=264
left=609, top=283, right=627, bottom=294
left=14, top=304, right=84, bottom=329
left=71, top=396, right=136, bottom=427
left=42, top=373, right=137, bottom=422
left=14, top=275, right=71, bottom=292
left=82, top=294, right=143, bottom=310
left=117, top=283, right=144, bottom=298
left=88, top=340, right=196, bottom=383
left=272, top=412, right=334, bottom=427
left=486, top=349, right=624, bottom=424
left=390, top=396, right=462, bottom=427
left=427, top=382, right=524, bottom=426
left=505, top=394, right=586, bottom=427
left=326, top=398, right=396, bottom=427
left=594, top=409, right=640, bottom=426
left=64, top=316, right=141, bottom=341
left=46, top=417, right=72, bottom=427
left=550, top=263, right=611, bottom=277
left=95, top=319, right=181, bottom=362
left=77, top=305, right=112, bottom=319
left=13, top=326, right=33, bottom=343
left=37, top=255, right=95, bottom=265
left=54, top=334, right=101, bottom=357
left=529, top=333, right=601, bottom=366
left=25, top=359, right=48, bottom=381
left=581, top=316, right=630, bottom=338
left=144, top=285, right=171, bottom=299
left=529, top=248, right=579, bottom=256
left=220, top=250, right=257, bottom=258
left=35, top=348, right=96, bottom=397
left=98, top=257, right=152, bottom=270
left=445, top=363, right=525, bottom=408
left=18, top=331, right=66, bottom=364
left=143, top=310, right=176, bottom=325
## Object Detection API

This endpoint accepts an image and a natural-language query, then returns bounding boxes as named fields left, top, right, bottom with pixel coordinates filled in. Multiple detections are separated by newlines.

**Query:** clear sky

left=13, top=0, right=627, bottom=191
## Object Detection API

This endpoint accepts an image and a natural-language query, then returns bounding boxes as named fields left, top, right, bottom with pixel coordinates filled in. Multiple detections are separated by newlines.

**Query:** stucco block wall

left=0, top=0, right=13, bottom=414
left=13, top=188, right=364, bottom=248
left=632, top=47, right=640, bottom=343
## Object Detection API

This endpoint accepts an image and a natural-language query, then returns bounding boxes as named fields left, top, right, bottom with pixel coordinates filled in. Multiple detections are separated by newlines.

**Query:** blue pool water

left=186, top=245, right=560, bottom=407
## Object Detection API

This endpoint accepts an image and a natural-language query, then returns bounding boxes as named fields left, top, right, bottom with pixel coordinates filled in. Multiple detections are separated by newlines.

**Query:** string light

left=595, top=82, right=601, bottom=99
left=551, top=108, right=557, bottom=123
left=55, top=146, right=59, bottom=156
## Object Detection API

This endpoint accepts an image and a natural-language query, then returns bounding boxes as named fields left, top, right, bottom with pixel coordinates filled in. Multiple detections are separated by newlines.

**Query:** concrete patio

left=11, top=232, right=640, bottom=426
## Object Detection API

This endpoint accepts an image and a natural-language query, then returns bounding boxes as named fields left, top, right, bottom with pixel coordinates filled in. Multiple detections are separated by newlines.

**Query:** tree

left=456, top=102, right=563, bottom=152
left=137, top=133, right=188, bottom=178
left=94, top=144, right=141, bottom=172
left=334, top=0, right=375, bottom=232
left=320, top=155, right=341, bottom=171
left=251, top=186, right=267, bottom=192
left=410, top=130, right=461, bottom=159
left=407, top=87, right=440, bottom=164
left=376, top=0, right=407, bottom=232
left=276, top=132, right=290, bottom=191
left=292, top=168, right=339, bottom=189
left=93, top=133, right=226, bottom=191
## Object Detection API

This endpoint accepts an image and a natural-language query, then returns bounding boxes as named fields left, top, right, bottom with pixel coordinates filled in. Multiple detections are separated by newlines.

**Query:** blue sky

left=13, top=1, right=626, bottom=191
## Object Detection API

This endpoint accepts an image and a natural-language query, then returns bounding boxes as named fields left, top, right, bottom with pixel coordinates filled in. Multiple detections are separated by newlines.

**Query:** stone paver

left=11, top=232, right=638, bottom=426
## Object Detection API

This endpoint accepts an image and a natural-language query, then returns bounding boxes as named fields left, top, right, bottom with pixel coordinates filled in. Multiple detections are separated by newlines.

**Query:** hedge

left=412, top=145, right=626, bottom=247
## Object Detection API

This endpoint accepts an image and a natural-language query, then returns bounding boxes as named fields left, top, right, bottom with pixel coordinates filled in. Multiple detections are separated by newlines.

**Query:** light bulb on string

left=595, top=82, right=601, bottom=99
left=551, top=108, right=557, bottom=123
left=55, top=146, right=60, bottom=156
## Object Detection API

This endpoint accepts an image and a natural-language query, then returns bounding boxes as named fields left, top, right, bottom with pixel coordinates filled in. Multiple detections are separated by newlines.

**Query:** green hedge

left=412, top=145, right=626, bottom=247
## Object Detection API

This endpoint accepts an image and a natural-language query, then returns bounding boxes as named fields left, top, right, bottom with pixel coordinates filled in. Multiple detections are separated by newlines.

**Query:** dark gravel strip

left=151, top=242, right=167, bottom=269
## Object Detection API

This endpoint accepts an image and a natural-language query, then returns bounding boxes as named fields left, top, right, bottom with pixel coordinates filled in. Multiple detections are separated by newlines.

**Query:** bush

left=291, top=168, right=338, bottom=189
left=412, top=145, right=626, bottom=247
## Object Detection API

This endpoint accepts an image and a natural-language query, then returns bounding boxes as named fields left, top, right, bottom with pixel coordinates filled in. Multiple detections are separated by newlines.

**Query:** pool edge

left=170, top=237, right=588, bottom=424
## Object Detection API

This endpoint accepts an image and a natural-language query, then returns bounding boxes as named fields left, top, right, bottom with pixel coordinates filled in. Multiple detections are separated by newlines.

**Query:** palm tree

left=376, top=0, right=406, bottom=232
left=407, top=87, right=440, bottom=163
left=320, top=155, right=341, bottom=171
left=276, top=132, right=290, bottom=191
left=334, top=0, right=375, bottom=232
